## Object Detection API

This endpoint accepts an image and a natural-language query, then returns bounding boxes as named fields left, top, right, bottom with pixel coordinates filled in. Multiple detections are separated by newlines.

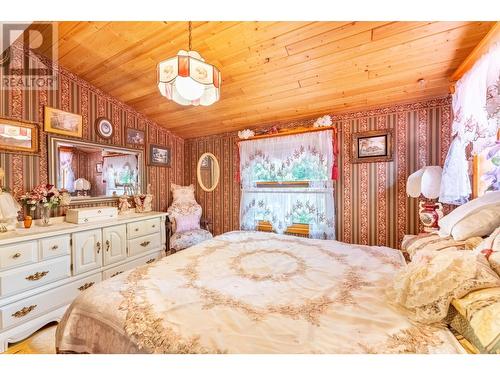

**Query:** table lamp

left=406, top=166, right=444, bottom=232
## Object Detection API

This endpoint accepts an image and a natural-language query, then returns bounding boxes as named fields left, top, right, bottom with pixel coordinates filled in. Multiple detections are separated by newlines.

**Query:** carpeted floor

left=4, top=323, right=57, bottom=354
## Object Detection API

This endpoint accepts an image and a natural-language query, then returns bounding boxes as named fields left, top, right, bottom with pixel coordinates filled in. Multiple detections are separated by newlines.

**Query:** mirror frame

left=197, top=152, right=220, bottom=192
left=48, top=135, right=146, bottom=205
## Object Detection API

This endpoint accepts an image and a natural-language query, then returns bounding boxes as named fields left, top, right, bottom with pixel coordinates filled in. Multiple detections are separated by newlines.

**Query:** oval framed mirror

left=197, top=152, right=220, bottom=192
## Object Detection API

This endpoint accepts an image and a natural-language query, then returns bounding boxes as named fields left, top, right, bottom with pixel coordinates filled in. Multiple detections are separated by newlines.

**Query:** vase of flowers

left=19, top=184, right=66, bottom=227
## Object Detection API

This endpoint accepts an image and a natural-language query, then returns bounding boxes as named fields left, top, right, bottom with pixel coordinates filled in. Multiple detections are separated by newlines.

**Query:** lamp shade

left=406, top=166, right=443, bottom=199
left=157, top=50, right=221, bottom=106
left=74, top=178, right=91, bottom=191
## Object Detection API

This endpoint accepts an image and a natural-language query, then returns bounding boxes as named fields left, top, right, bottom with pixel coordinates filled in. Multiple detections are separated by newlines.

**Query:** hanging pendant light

left=157, top=21, right=221, bottom=106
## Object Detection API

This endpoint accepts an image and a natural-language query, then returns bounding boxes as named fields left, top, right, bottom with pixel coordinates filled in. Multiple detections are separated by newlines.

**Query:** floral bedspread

left=55, top=231, right=464, bottom=354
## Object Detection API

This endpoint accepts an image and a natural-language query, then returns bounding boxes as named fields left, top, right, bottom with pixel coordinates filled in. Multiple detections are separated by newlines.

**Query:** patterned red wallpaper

left=0, top=43, right=184, bottom=212
left=184, top=97, right=452, bottom=249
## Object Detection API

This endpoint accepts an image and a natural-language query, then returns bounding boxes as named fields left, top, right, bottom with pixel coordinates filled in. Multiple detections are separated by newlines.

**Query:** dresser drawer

left=102, top=250, right=163, bottom=280
left=0, top=272, right=102, bottom=330
left=40, top=234, right=71, bottom=260
left=127, top=218, right=161, bottom=239
left=0, top=241, right=38, bottom=271
left=128, top=232, right=161, bottom=257
left=0, top=256, right=71, bottom=297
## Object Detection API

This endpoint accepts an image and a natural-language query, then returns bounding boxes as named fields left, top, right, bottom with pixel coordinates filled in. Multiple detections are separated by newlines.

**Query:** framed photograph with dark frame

left=95, top=162, right=103, bottom=174
left=126, top=128, right=145, bottom=145
left=352, top=129, right=393, bottom=163
left=0, top=117, right=39, bottom=154
left=148, top=144, right=171, bottom=167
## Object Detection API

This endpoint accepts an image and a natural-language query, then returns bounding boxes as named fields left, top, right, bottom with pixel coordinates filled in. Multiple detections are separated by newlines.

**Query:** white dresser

left=0, top=211, right=167, bottom=352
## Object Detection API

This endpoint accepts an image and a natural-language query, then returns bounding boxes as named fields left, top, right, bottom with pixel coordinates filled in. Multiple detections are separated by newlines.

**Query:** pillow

left=174, top=214, right=200, bottom=232
left=438, top=191, right=500, bottom=238
left=401, top=232, right=482, bottom=260
left=449, top=287, right=500, bottom=354
left=475, top=226, right=500, bottom=276
left=386, top=249, right=500, bottom=324
left=171, top=183, right=196, bottom=204
left=451, top=207, right=500, bottom=240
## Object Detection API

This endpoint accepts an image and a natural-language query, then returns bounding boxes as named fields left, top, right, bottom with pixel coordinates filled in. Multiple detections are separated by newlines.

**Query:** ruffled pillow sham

left=401, top=232, right=481, bottom=260
left=387, top=249, right=500, bottom=324
left=475, top=226, right=500, bottom=276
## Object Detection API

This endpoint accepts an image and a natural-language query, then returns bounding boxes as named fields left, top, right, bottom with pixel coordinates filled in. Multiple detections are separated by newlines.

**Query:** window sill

left=257, top=221, right=309, bottom=236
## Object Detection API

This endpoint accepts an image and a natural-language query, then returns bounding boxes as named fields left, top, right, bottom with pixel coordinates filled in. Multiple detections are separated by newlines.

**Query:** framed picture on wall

left=351, top=129, right=393, bottom=163
left=44, top=106, right=83, bottom=138
left=126, top=128, right=145, bottom=145
left=0, top=118, right=39, bottom=153
left=148, top=144, right=171, bottom=167
left=96, top=162, right=103, bottom=173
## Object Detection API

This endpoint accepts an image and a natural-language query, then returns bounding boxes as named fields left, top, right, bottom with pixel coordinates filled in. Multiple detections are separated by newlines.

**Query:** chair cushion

left=175, top=214, right=201, bottom=232
left=167, top=202, right=202, bottom=234
left=171, top=229, right=213, bottom=251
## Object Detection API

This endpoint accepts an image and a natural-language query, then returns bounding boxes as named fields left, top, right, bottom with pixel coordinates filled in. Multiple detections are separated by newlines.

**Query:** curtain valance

left=239, top=129, right=335, bottom=188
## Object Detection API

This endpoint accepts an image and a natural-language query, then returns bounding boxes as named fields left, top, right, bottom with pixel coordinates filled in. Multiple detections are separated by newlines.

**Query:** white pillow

left=439, top=191, right=500, bottom=238
left=451, top=207, right=500, bottom=240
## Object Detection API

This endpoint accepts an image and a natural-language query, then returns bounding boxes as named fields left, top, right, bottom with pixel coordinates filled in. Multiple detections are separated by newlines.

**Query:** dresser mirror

left=197, top=152, right=220, bottom=192
left=48, top=135, right=145, bottom=204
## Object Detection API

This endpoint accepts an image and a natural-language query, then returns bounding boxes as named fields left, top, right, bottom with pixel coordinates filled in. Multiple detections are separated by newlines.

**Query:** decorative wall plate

left=95, top=117, right=113, bottom=139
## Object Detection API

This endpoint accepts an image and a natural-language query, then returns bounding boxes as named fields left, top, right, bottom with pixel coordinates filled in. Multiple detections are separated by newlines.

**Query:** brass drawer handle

left=96, top=241, right=101, bottom=254
left=12, top=305, right=37, bottom=318
left=146, top=258, right=155, bottom=264
left=78, top=282, right=95, bottom=291
left=25, top=271, right=49, bottom=281
left=12, top=252, right=21, bottom=259
left=134, top=228, right=139, bottom=232
left=140, top=241, right=150, bottom=247
left=110, top=271, right=124, bottom=278
left=98, top=210, right=102, bottom=214
left=51, top=244, right=59, bottom=250
left=84, top=218, right=89, bottom=222
left=152, top=224, right=156, bottom=228
left=106, top=240, right=111, bottom=252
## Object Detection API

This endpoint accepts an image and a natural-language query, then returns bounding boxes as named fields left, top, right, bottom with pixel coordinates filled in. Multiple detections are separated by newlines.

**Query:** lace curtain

left=440, top=42, right=500, bottom=204
left=102, top=154, right=138, bottom=195
left=239, top=130, right=335, bottom=239
left=58, top=149, right=75, bottom=192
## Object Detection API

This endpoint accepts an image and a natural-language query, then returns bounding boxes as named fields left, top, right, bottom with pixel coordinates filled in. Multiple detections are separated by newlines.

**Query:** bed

left=55, top=231, right=465, bottom=354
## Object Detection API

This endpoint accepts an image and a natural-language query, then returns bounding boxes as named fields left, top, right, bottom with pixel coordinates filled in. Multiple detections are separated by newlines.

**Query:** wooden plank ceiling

left=35, top=21, right=495, bottom=138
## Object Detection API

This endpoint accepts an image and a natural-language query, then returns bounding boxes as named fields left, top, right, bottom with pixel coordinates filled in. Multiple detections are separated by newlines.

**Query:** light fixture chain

left=188, top=21, right=192, bottom=51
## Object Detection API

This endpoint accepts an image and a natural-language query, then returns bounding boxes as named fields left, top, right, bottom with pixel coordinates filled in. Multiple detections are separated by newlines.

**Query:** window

left=239, top=129, right=336, bottom=239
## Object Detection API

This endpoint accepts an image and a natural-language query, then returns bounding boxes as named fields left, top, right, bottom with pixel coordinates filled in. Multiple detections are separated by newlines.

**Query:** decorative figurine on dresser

left=118, top=194, right=132, bottom=215
left=0, top=202, right=167, bottom=352
left=134, top=184, right=153, bottom=213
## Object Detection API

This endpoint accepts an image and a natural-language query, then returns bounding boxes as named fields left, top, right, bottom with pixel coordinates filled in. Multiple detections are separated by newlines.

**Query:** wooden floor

left=4, top=323, right=57, bottom=354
